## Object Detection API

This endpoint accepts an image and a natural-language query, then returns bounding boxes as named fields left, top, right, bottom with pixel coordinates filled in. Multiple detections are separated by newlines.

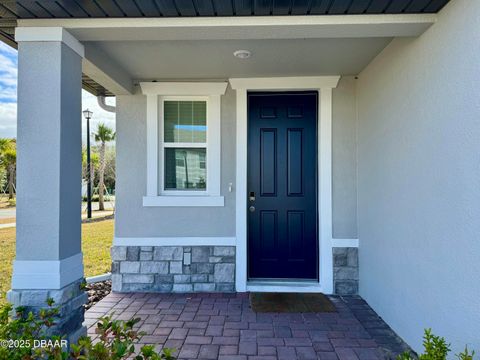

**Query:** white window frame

left=160, top=96, right=209, bottom=196
left=140, top=82, right=228, bottom=207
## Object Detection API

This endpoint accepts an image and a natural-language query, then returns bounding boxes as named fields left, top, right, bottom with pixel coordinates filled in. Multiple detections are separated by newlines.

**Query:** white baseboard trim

left=11, top=253, right=84, bottom=290
left=331, top=238, right=359, bottom=247
left=113, top=236, right=237, bottom=247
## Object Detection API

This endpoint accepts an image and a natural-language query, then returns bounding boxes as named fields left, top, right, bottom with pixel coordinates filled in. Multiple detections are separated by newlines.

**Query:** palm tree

left=0, top=139, right=16, bottom=200
left=94, top=124, right=115, bottom=211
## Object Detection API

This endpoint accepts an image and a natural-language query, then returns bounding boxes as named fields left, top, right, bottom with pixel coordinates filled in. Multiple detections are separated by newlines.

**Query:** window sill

left=142, top=196, right=224, bottom=207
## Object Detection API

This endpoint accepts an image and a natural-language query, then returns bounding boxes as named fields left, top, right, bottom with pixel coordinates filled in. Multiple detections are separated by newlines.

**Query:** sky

left=0, top=42, right=116, bottom=142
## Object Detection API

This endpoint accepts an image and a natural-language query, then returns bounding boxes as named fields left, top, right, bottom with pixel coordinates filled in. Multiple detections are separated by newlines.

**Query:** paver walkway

left=84, top=293, right=412, bottom=360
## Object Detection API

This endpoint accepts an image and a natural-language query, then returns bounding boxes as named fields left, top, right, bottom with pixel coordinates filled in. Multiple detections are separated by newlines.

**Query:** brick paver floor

left=84, top=293, right=412, bottom=360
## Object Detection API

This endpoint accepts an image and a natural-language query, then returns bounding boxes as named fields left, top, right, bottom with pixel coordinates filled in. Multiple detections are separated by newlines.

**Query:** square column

left=7, top=27, right=86, bottom=341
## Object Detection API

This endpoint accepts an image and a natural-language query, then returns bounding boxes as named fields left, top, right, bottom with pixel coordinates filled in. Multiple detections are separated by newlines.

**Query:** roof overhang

left=0, top=0, right=451, bottom=96
left=18, top=14, right=437, bottom=41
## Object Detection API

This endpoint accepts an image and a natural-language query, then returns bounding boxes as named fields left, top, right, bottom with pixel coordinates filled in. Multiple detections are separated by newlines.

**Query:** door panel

left=287, top=129, right=303, bottom=196
left=260, top=129, right=277, bottom=196
left=248, top=92, right=318, bottom=280
left=287, top=210, right=305, bottom=261
left=259, top=210, right=278, bottom=261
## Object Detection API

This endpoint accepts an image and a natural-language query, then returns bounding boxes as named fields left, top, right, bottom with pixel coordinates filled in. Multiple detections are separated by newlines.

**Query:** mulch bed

left=85, top=280, right=111, bottom=310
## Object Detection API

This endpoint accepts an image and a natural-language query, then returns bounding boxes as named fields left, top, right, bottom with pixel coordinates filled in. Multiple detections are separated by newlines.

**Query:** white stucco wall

left=115, top=79, right=358, bottom=238
left=357, top=0, right=480, bottom=353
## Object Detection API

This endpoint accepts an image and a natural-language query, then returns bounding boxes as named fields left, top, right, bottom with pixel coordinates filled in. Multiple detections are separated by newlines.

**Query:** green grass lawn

left=0, top=219, right=114, bottom=305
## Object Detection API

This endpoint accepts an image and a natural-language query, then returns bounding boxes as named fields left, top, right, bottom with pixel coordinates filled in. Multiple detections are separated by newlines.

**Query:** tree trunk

left=8, top=164, right=14, bottom=200
left=98, top=142, right=106, bottom=211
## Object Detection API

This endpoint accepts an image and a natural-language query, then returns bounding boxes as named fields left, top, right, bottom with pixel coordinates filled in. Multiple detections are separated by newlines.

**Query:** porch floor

left=84, top=293, right=412, bottom=360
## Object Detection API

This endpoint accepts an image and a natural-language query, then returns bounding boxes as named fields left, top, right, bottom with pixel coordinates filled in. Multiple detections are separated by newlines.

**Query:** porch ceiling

left=88, top=37, right=392, bottom=80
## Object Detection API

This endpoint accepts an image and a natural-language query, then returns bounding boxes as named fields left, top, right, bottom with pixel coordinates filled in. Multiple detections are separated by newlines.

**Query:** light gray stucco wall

left=333, top=76, right=358, bottom=239
left=116, top=81, right=358, bottom=239
left=115, top=85, right=237, bottom=237
left=356, top=0, right=480, bottom=353
left=16, top=42, right=82, bottom=261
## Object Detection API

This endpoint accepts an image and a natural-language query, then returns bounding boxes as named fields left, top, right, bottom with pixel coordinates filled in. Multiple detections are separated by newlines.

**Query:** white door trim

left=230, top=76, right=340, bottom=294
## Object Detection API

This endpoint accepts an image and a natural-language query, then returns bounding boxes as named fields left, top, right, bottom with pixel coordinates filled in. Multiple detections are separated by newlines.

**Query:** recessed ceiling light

left=233, top=50, right=252, bottom=59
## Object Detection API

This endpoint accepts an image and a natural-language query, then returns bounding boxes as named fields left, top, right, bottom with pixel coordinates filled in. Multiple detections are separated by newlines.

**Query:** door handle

left=249, top=206, right=255, bottom=212
left=249, top=191, right=255, bottom=202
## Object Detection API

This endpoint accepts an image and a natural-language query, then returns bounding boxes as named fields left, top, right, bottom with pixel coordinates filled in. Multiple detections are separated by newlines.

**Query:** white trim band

left=18, top=14, right=437, bottom=41
left=140, top=82, right=228, bottom=96
left=332, top=238, right=359, bottom=248
left=113, top=237, right=236, bottom=247
left=230, top=76, right=340, bottom=90
left=15, top=27, right=85, bottom=58
left=11, top=253, right=84, bottom=290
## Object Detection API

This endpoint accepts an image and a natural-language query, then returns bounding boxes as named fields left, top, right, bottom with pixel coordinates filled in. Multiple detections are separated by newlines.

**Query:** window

left=140, top=81, right=227, bottom=207
left=162, top=100, right=207, bottom=192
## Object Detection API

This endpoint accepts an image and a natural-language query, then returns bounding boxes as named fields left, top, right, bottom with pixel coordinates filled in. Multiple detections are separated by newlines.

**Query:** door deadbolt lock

left=249, top=192, right=255, bottom=201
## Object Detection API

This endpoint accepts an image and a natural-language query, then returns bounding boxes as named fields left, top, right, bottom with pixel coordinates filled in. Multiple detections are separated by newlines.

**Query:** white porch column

left=7, top=27, right=86, bottom=341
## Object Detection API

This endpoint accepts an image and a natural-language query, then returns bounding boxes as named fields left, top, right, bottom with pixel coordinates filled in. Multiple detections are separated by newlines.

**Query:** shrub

left=0, top=299, right=175, bottom=360
left=398, top=329, right=475, bottom=360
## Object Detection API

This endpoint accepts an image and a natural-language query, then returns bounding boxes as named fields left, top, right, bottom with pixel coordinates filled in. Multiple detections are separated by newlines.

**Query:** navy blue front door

left=247, top=92, right=318, bottom=280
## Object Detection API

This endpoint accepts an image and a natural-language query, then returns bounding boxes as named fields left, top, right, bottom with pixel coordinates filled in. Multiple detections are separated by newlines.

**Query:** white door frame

left=229, top=76, right=340, bottom=294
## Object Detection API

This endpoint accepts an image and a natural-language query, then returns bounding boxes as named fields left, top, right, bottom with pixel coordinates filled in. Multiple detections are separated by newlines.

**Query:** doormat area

left=250, top=292, right=336, bottom=313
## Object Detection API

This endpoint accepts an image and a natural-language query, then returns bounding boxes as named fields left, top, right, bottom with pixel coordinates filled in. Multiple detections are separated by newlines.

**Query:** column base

left=7, top=278, right=87, bottom=341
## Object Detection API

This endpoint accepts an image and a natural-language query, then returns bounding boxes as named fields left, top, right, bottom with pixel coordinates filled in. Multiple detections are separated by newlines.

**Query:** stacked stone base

left=111, top=246, right=235, bottom=293
left=7, top=279, right=87, bottom=343
left=333, top=247, right=359, bottom=295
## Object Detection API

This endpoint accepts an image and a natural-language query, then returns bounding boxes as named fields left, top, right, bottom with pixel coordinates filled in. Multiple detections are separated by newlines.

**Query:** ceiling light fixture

left=233, top=50, right=252, bottom=59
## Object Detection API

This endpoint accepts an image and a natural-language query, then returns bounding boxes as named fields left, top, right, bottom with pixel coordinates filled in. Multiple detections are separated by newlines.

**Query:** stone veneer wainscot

left=111, top=246, right=235, bottom=292
left=333, top=247, right=359, bottom=295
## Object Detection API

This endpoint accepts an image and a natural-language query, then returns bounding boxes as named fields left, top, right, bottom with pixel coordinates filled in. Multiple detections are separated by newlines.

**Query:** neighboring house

left=1, top=0, right=478, bottom=353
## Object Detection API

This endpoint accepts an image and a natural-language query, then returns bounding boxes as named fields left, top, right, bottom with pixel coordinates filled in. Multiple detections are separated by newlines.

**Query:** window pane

left=192, top=101, right=207, bottom=143
left=164, top=101, right=178, bottom=143
left=165, top=148, right=207, bottom=190
left=164, top=101, right=206, bottom=143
